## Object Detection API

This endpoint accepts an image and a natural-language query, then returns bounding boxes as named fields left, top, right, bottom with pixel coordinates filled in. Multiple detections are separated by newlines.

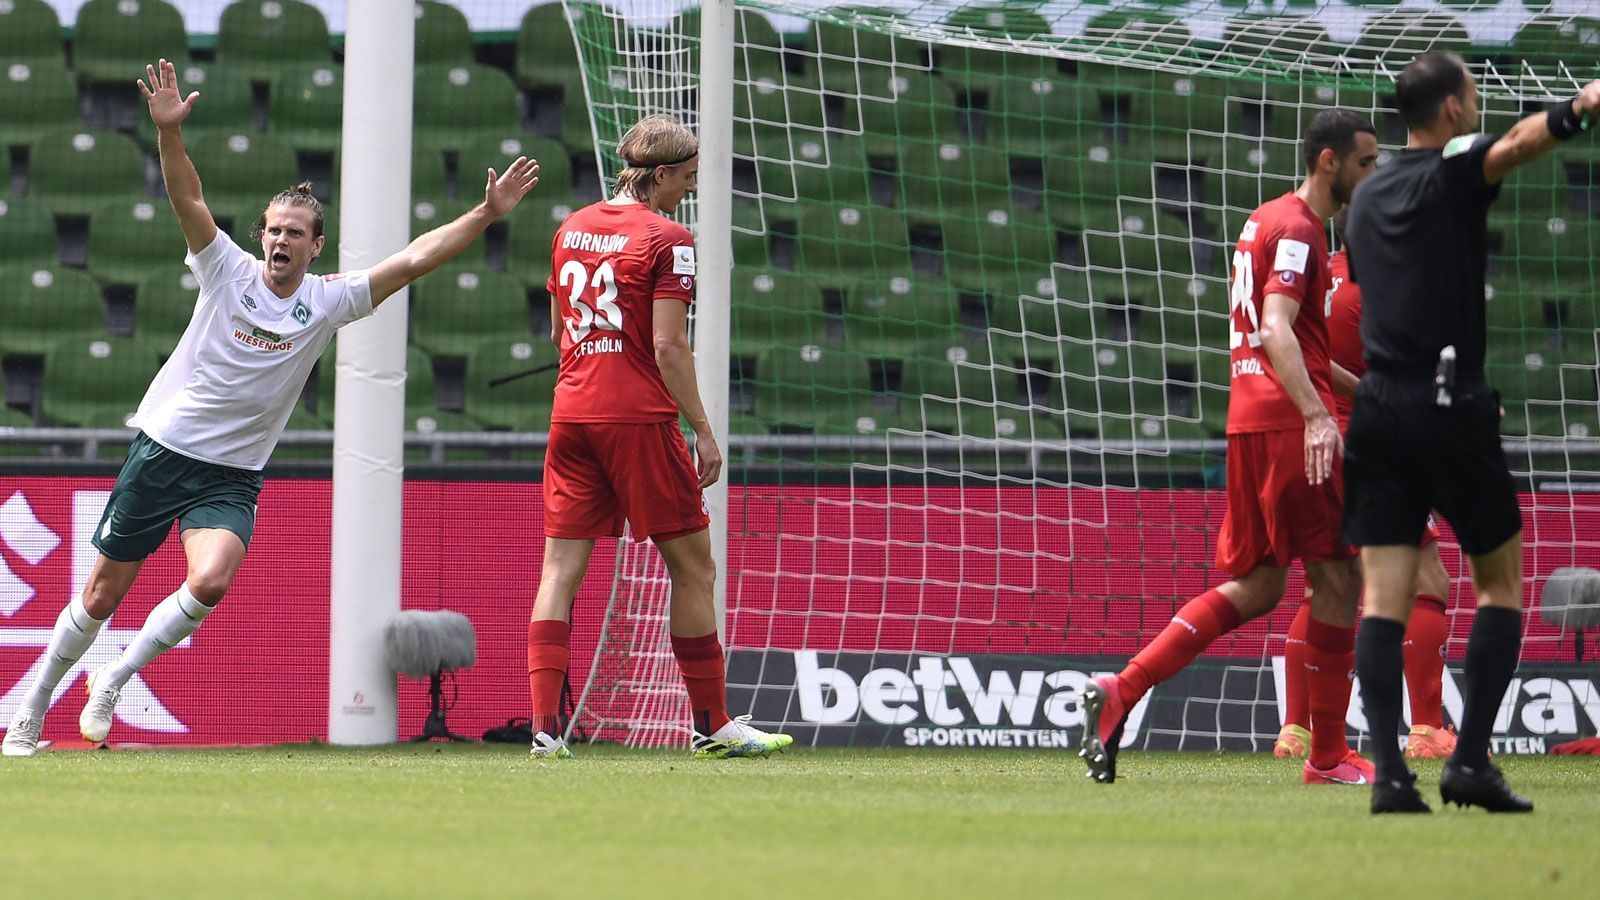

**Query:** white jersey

left=131, top=231, right=373, bottom=470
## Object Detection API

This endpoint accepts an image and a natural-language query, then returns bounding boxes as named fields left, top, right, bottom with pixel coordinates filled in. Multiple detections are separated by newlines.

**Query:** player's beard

left=1331, top=169, right=1356, bottom=207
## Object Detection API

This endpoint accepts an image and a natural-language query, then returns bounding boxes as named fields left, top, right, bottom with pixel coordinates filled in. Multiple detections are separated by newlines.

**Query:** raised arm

left=1259, top=292, right=1340, bottom=486
left=367, top=157, right=540, bottom=308
left=140, top=59, right=217, bottom=254
left=1483, top=79, right=1600, bottom=184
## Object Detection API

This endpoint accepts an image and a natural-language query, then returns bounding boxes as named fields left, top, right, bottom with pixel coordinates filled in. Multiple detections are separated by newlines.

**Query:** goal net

left=561, top=0, right=1600, bottom=752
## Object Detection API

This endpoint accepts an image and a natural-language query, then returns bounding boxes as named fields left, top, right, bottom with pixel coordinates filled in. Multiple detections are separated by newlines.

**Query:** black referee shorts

left=1342, top=374, right=1522, bottom=556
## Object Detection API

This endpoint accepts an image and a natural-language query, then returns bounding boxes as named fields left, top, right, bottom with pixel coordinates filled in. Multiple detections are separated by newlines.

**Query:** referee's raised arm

left=1480, top=79, right=1600, bottom=184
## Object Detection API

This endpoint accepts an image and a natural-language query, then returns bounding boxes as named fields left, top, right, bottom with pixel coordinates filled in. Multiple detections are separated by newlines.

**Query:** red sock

left=1404, top=595, right=1449, bottom=729
left=1283, top=603, right=1312, bottom=730
left=671, top=631, right=730, bottom=734
left=527, top=619, right=571, bottom=736
left=1305, top=616, right=1357, bottom=769
left=1120, top=588, right=1242, bottom=707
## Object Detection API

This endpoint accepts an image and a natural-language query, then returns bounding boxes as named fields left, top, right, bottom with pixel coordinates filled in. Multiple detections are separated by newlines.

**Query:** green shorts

left=92, top=432, right=265, bottom=562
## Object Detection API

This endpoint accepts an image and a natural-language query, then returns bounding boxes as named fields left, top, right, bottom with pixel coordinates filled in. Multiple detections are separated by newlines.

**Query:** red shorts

left=1215, top=429, right=1355, bottom=576
left=543, top=421, right=710, bottom=542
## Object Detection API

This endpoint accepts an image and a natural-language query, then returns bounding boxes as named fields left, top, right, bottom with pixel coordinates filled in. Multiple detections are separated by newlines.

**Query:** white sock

left=20, top=598, right=105, bottom=714
left=106, top=585, right=213, bottom=688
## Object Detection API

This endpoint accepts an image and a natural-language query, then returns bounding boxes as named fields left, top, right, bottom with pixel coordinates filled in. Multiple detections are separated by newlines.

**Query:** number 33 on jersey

left=546, top=203, right=699, bottom=424
left=1224, top=193, right=1338, bottom=435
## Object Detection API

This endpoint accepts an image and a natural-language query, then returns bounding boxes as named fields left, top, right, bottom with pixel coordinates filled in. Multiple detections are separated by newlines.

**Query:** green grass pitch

left=3, top=746, right=1594, bottom=899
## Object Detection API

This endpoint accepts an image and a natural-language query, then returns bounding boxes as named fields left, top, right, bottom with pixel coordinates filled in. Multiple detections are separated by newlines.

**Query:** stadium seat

left=458, top=134, right=573, bottom=198
left=1509, top=16, right=1600, bottom=73
left=87, top=198, right=186, bottom=287
left=842, top=276, right=961, bottom=357
left=268, top=64, right=343, bottom=154
left=843, top=74, right=962, bottom=156
left=936, top=207, right=1058, bottom=290
left=937, top=4, right=1052, bottom=93
left=41, top=335, right=157, bottom=427
left=0, top=61, right=80, bottom=152
left=1352, top=11, right=1471, bottom=71
left=516, top=1, right=597, bottom=93
left=27, top=127, right=148, bottom=217
left=136, top=63, right=255, bottom=147
left=184, top=132, right=301, bottom=228
left=1221, top=15, right=1336, bottom=69
left=504, top=194, right=581, bottom=288
left=410, top=266, right=533, bottom=360
left=734, top=77, right=830, bottom=163
left=730, top=201, right=772, bottom=269
left=0, top=196, right=61, bottom=271
left=0, top=267, right=106, bottom=358
left=795, top=203, right=913, bottom=279
left=314, top=343, right=458, bottom=427
left=730, top=268, right=829, bottom=358
left=559, top=78, right=597, bottom=155
left=414, top=0, right=475, bottom=67
left=763, top=135, right=872, bottom=208
left=977, top=75, right=1094, bottom=156
left=216, top=0, right=333, bottom=83
left=72, top=0, right=188, bottom=83
left=1041, top=144, right=1157, bottom=224
left=672, top=6, right=787, bottom=82
left=413, top=64, right=522, bottom=156
left=132, top=265, right=200, bottom=350
left=463, top=336, right=559, bottom=430
left=805, top=7, right=927, bottom=89
left=0, top=0, right=64, bottom=64
left=754, top=343, right=875, bottom=434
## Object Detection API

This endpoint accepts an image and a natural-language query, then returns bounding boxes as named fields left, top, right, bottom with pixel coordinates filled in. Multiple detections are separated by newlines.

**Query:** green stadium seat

left=896, top=143, right=1012, bottom=220
left=0, top=62, right=80, bottom=152
left=795, top=203, right=912, bottom=279
left=314, top=344, right=455, bottom=427
left=87, top=198, right=187, bottom=287
left=936, top=207, right=1058, bottom=292
left=754, top=343, right=875, bottom=434
left=0, top=403, right=36, bottom=452
left=764, top=135, right=872, bottom=208
left=559, top=78, right=597, bottom=154
left=734, top=77, right=830, bottom=163
left=410, top=266, right=533, bottom=360
left=407, top=195, right=477, bottom=258
left=0, top=0, right=64, bottom=64
left=0, top=267, right=106, bottom=358
left=979, top=75, right=1094, bottom=156
left=136, top=63, right=255, bottom=147
left=216, top=0, right=332, bottom=83
left=184, top=132, right=301, bottom=228
left=516, top=2, right=597, bottom=93
left=41, top=335, right=157, bottom=426
left=463, top=336, right=559, bottom=430
left=413, top=64, right=522, bottom=156
left=0, top=196, right=60, bottom=270
left=841, top=276, right=960, bottom=357
left=415, top=0, right=475, bottom=67
left=27, top=127, right=148, bottom=217
left=1042, top=143, right=1157, bottom=225
left=132, top=265, right=200, bottom=351
left=267, top=64, right=343, bottom=153
left=672, top=6, right=787, bottom=82
left=1221, top=15, right=1336, bottom=72
left=504, top=194, right=581, bottom=289
left=730, top=268, right=829, bottom=358
left=938, top=3, right=1052, bottom=93
left=72, top=0, right=188, bottom=83
left=458, top=134, right=573, bottom=198
left=1509, top=16, right=1600, bottom=74
left=1352, top=11, right=1471, bottom=71
left=730, top=202, right=771, bottom=268
left=844, top=74, right=962, bottom=156
left=805, top=7, right=927, bottom=89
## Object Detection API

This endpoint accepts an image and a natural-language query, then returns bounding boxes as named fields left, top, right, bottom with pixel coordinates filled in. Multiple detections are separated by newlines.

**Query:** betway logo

left=0, top=489, right=192, bottom=736
left=794, top=651, right=1151, bottom=743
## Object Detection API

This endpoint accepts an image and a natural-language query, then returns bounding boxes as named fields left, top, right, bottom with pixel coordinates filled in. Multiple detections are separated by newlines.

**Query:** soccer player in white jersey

left=2, top=59, right=540, bottom=756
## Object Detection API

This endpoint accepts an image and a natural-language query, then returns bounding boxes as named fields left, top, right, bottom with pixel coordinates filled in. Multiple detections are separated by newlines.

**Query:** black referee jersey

left=1341, top=132, right=1523, bottom=554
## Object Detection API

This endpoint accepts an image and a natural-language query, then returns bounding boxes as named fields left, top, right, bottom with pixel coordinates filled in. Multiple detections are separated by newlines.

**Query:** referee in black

left=1343, top=52, right=1598, bottom=814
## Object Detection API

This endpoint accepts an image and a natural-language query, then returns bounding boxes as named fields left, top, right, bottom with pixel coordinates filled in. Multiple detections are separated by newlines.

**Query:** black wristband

left=1547, top=98, right=1588, bottom=141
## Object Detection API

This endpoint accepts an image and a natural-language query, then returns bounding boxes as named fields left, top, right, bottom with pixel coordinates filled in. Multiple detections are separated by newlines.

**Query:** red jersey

left=1224, top=193, right=1337, bottom=434
left=1326, top=249, right=1363, bottom=423
left=547, top=202, right=696, bottom=423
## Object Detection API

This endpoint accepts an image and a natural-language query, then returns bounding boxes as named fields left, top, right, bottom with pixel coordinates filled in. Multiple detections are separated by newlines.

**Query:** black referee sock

left=1356, top=617, right=1408, bottom=784
left=1453, top=606, right=1523, bottom=769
